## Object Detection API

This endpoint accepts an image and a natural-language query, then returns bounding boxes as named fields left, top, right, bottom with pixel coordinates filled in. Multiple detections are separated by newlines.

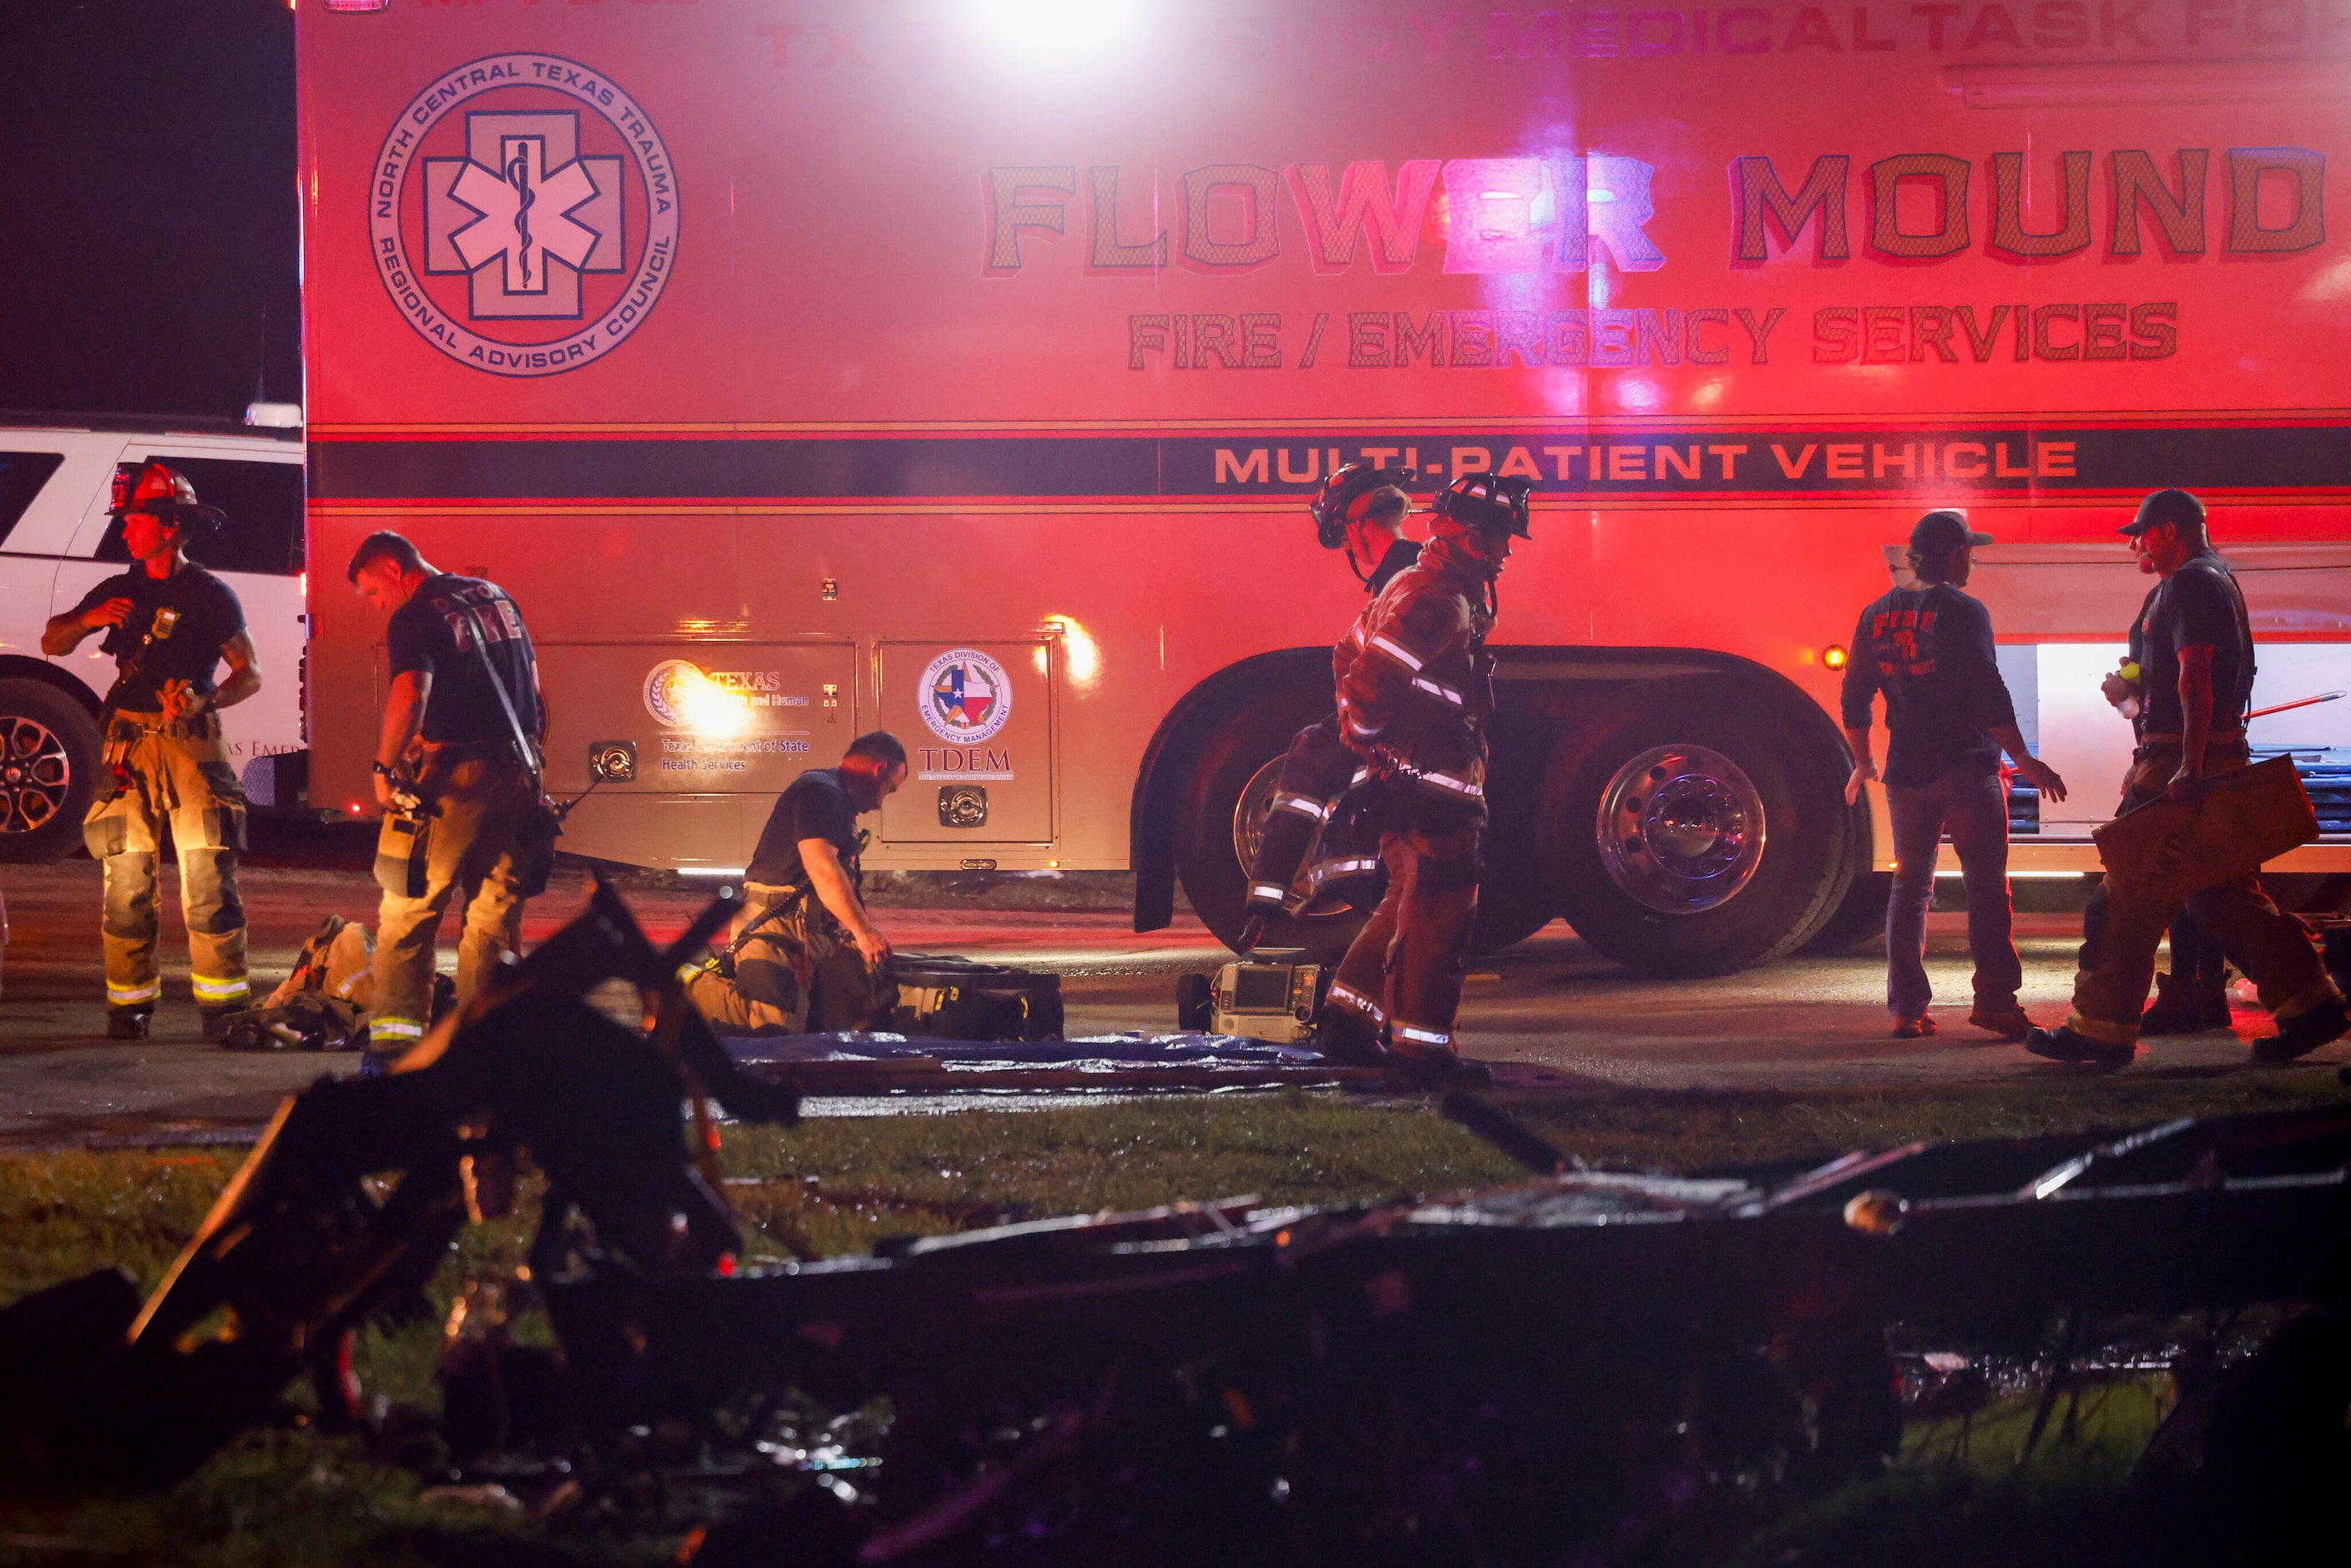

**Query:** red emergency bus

left=297, top=0, right=2351, bottom=973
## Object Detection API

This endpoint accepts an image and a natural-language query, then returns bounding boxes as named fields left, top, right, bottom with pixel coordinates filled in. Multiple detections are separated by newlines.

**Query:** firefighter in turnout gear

left=1313, top=471, right=1532, bottom=1085
left=685, top=732, right=909, bottom=1034
left=1236, top=464, right=1422, bottom=953
left=348, top=531, right=548, bottom=1063
left=2027, top=489, right=2349, bottom=1069
left=42, top=463, right=261, bottom=1040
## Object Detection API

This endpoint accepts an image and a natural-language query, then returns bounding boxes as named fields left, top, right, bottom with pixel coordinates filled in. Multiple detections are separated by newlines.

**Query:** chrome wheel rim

left=0, top=714, right=74, bottom=837
left=1595, top=744, right=1766, bottom=914
left=1232, top=754, right=1363, bottom=921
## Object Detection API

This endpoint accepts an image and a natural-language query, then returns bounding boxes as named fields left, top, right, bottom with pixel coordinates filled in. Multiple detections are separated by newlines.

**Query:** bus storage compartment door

left=528, top=640, right=858, bottom=865
left=877, top=640, right=1054, bottom=845
left=2032, top=643, right=2140, bottom=833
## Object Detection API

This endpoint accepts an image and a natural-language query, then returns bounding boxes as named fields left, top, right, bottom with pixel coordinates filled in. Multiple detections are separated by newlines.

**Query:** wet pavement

left=3, top=845, right=2343, bottom=1147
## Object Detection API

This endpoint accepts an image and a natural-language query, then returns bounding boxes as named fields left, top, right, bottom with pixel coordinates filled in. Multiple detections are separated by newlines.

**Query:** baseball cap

left=1909, top=509, right=1993, bottom=558
left=2120, top=487, right=2207, bottom=537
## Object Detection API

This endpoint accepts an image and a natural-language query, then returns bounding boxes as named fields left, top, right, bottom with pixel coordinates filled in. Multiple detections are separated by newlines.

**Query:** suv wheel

left=0, top=680, right=102, bottom=863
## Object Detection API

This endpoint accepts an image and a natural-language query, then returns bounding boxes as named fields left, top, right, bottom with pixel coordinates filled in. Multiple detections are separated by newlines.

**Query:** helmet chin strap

left=1461, top=532, right=1505, bottom=618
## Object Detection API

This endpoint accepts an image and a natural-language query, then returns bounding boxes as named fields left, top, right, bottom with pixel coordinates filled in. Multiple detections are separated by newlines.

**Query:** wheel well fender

left=0, top=657, right=104, bottom=718
left=1130, top=648, right=1331, bottom=933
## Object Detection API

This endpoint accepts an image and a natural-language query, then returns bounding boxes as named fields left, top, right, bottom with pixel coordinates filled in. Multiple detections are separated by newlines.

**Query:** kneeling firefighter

left=685, top=732, right=908, bottom=1034
left=1236, top=463, right=1422, bottom=952
left=1313, top=472, right=1533, bottom=1083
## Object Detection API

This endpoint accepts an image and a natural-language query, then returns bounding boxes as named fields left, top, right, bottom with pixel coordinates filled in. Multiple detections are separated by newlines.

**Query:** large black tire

left=1467, top=712, right=1561, bottom=954
left=1802, top=869, right=1892, bottom=954
left=1173, top=688, right=1560, bottom=961
left=1538, top=680, right=1853, bottom=977
left=1173, top=691, right=1370, bottom=961
left=0, top=679, right=102, bottom=864
left=1467, top=871, right=1560, bottom=953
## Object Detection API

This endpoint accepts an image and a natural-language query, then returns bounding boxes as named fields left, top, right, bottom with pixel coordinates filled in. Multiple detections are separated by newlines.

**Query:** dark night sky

left=0, top=0, right=301, bottom=422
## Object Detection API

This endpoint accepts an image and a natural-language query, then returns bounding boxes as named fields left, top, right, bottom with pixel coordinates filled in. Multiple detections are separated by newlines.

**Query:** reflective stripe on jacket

left=1332, top=536, right=1495, bottom=799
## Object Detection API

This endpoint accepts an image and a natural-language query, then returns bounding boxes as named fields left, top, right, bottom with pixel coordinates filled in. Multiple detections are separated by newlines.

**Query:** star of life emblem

left=428, top=115, right=622, bottom=318
left=370, top=55, right=677, bottom=376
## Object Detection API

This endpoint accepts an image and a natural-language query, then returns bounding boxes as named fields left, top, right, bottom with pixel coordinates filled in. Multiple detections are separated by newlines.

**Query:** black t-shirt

left=2137, top=551, right=2254, bottom=736
left=1839, top=582, right=2018, bottom=787
left=746, top=767, right=866, bottom=889
left=386, top=575, right=543, bottom=746
left=70, top=565, right=245, bottom=712
left=1367, top=539, right=1422, bottom=596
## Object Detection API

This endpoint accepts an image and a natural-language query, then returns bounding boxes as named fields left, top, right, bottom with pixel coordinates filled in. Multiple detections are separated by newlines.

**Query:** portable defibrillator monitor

left=1206, top=961, right=1326, bottom=1044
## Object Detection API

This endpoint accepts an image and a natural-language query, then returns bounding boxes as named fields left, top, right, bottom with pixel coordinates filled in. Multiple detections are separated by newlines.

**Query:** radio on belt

left=1201, top=961, right=1327, bottom=1044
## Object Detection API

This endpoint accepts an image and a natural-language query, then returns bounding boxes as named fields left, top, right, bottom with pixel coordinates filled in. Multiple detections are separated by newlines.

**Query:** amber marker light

left=1823, top=644, right=1849, bottom=670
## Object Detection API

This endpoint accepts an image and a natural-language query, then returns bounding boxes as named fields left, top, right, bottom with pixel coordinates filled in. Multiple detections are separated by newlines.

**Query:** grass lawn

left=1, top=1073, right=2343, bottom=1565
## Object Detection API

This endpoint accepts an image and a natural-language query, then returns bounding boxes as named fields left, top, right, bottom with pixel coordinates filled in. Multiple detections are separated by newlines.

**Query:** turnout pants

left=83, top=711, right=248, bottom=1015
left=1243, top=716, right=1358, bottom=912
left=685, top=881, right=892, bottom=1035
left=1324, top=822, right=1483, bottom=1059
left=368, top=747, right=535, bottom=1050
left=2069, top=738, right=2339, bottom=1046
left=1883, top=765, right=2020, bottom=1020
left=2159, top=909, right=2231, bottom=1004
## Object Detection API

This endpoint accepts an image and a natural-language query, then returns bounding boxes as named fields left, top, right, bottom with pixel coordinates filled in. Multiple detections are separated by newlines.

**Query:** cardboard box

left=2092, top=756, right=2319, bottom=902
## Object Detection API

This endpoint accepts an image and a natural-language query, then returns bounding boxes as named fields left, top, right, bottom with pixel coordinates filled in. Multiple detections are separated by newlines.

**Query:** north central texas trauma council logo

left=370, top=54, right=678, bottom=376
left=920, top=650, right=1014, bottom=746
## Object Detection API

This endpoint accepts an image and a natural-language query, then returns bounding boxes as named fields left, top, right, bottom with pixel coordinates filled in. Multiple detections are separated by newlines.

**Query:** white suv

left=0, top=417, right=306, bottom=862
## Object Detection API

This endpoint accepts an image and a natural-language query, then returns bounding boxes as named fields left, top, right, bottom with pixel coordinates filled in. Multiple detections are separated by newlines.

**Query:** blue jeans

left=1884, top=766, right=2020, bottom=1019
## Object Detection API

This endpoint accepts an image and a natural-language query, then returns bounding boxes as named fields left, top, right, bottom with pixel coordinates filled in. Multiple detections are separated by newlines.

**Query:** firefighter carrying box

left=2028, top=490, right=2348, bottom=1070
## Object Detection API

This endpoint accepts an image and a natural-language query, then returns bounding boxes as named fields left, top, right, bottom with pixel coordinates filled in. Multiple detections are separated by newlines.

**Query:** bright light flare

left=673, top=665, right=755, bottom=738
left=970, top=0, right=1143, bottom=59
left=1042, top=614, right=1103, bottom=690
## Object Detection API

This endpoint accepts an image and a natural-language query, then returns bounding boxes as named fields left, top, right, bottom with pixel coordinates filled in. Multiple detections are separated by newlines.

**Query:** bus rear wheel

left=0, top=680, right=101, bottom=865
left=1802, top=870, right=1893, bottom=954
left=1173, top=696, right=1369, bottom=962
left=1540, top=688, right=1853, bottom=977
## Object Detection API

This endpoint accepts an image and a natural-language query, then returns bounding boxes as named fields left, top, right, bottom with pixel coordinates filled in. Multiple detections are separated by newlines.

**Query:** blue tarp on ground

left=721, top=1030, right=1331, bottom=1074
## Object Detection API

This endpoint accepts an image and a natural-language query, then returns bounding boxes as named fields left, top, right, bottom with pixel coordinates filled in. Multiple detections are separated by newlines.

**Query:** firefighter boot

left=2025, top=1024, right=2136, bottom=1071
left=1383, top=1047, right=1493, bottom=1090
left=1306, top=1004, right=1388, bottom=1066
left=2252, top=997, right=2351, bottom=1065
left=2139, top=969, right=2232, bottom=1036
left=105, top=1008, right=152, bottom=1041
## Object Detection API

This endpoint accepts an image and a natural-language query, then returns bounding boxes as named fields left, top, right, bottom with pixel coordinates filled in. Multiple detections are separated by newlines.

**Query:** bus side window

left=94, top=457, right=305, bottom=576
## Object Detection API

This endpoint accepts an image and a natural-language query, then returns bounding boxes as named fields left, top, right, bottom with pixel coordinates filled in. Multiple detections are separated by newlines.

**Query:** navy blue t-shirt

left=746, top=767, right=864, bottom=890
left=2135, top=553, right=2254, bottom=736
left=386, top=574, right=542, bottom=747
left=1840, top=582, right=2018, bottom=787
left=71, top=565, right=244, bottom=712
